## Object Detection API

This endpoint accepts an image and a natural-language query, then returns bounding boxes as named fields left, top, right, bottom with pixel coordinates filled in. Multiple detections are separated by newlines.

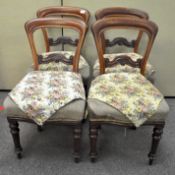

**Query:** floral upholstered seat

left=6, top=71, right=85, bottom=125
left=93, top=52, right=155, bottom=83
left=88, top=72, right=169, bottom=127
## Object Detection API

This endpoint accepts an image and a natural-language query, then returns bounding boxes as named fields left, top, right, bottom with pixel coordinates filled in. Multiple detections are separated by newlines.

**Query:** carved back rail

left=37, top=6, right=90, bottom=52
left=95, top=7, right=149, bottom=52
left=105, top=55, right=142, bottom=68
left=105, top=37, right=135, bottom=48
left=25, top=18, right=87, bottom=72
left=38, top=53, right=73, bottom=65
left=48, top=36, right=79, bottom=47
left=92, top=17, right=158, bottom=75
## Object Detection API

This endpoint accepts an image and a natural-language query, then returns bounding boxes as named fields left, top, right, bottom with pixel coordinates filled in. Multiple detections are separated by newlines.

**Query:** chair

left=88, top=17, right=169, bottom=165
left=35, top=6, right=90, bottom=86
left=93, top=7, right=155, bottom=83
left=4, top=17, right=87, bottom=162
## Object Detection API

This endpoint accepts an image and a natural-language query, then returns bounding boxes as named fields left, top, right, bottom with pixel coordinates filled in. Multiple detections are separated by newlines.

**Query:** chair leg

left=73, top=124, right=82, bottom=163
left=97, top=125, right=102, bottom=130
left=148, top=124, right=165, bottom=165
left=129, top=126, right=137, bottom=130
left=89, top=122, right=98, bottom=162
left=37, top=125, right=43, bottom=132
left=7, top=119, right=23, bottom=159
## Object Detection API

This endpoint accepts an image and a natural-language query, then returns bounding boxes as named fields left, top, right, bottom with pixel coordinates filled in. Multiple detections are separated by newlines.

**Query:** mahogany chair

left=4, top=17, right=87, bottom=162
left=35, top=6, right=90, bottom=85
left=88, top=17, right=169, bottom=165
left=93, top=7, right=155, bottom=83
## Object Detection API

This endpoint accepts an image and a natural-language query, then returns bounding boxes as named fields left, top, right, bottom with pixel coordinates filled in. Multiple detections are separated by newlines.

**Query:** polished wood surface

left=95, top=7, right=149, bottom=20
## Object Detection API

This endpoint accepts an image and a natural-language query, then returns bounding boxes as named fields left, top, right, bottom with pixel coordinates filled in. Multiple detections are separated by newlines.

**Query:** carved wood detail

left=38, top=53, right=73, bottom=65
left=105, top=37, right=136, bottom=48
left=73, top=124, right=82, bottom=163
left=48, top=36, right=79, bottom=46
left=89, top=123, right=98, bottom=162
left=105, top=55, right=142, bottom=68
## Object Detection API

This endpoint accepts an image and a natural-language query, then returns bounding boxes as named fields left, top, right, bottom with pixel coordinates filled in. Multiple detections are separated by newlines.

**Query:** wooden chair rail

left=104, top=55, right=142, bottom=68
left=38, top=53, right=73, bottom=65
left=37, top=6, right=90, bottom=23
left=49, top=36, right=79, bottom=47
left=92, top=18, right=158, bottom=38
left=25, top=18, right=86, bottom=34
left=105, top=37, right=136, bottom=48
left=95, top=7, right=149, bottom=20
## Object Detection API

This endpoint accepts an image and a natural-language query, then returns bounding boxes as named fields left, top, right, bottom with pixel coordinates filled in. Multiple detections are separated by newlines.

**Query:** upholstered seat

left=4, top=96, right=85, bottom=122
left=93, top=53, right=155, bottom=82
left=88, top=99, right=169, bottom=124
left=29, top=51, right=90, bottom=85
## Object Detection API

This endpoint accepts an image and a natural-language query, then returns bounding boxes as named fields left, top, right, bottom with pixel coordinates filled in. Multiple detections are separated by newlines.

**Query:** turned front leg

left=8, top=119, right=23, bottom=159
left=89, top=122, right=98, bottom=162
left=73, top=124, right=82, bottom=163
left=37, top=125, right=44, bottom=132
left=148, top=124, right=165, bottom=165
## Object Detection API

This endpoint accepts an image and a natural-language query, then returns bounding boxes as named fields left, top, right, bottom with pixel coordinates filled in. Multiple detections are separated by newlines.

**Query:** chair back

left=25, top=17, right=87, bottom=72
left=95, top=7, right=149, bottom=52
left=37, top=6, right=90, bottom=52
left=92, top=17, right=158, bottom=75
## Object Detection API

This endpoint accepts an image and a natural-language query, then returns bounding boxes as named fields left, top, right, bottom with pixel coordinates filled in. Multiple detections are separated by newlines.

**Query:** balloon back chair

left=36, top=6, right=90, bottom=86
left=89, top=17, right=169, bottom=165
left=4, top=17, right=87, bottom=162
left=93, top=7, right=155, bottom=83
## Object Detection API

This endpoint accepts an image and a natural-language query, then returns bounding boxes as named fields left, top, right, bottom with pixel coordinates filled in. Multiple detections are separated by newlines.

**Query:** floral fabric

left=93, top=52, right=155, bottom=77
left=88, top=72, right=163, bottom=127
left=39, top=51, right=88, bottom=71
left=9, top=71, right=85, bottom=125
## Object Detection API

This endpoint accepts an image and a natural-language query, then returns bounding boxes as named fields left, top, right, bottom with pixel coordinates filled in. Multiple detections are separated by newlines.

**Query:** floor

left=0, top=92, right=174, bottom=175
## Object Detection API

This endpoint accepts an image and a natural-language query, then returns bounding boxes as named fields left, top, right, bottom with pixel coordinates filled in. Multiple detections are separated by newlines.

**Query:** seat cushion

left=4, top=96, right=85, bottom=122
left=7, top=71, right=86, bottom=125
left=88, top=98, right=169, bottom=124
left=88, top=72, right=169, bottom=126
left=29, top=51, right=90, bottom=85
left=93, top=52, right=155, bottom=82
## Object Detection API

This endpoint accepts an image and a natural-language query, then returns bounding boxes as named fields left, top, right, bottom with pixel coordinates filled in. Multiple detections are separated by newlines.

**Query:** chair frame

left=36, top=6, right=90, bottom=52
left=95, top=7, right=149, bottom=53
left=89, top=17, right=164, bottom=165
left=7, top=17, right=87, bottom=162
